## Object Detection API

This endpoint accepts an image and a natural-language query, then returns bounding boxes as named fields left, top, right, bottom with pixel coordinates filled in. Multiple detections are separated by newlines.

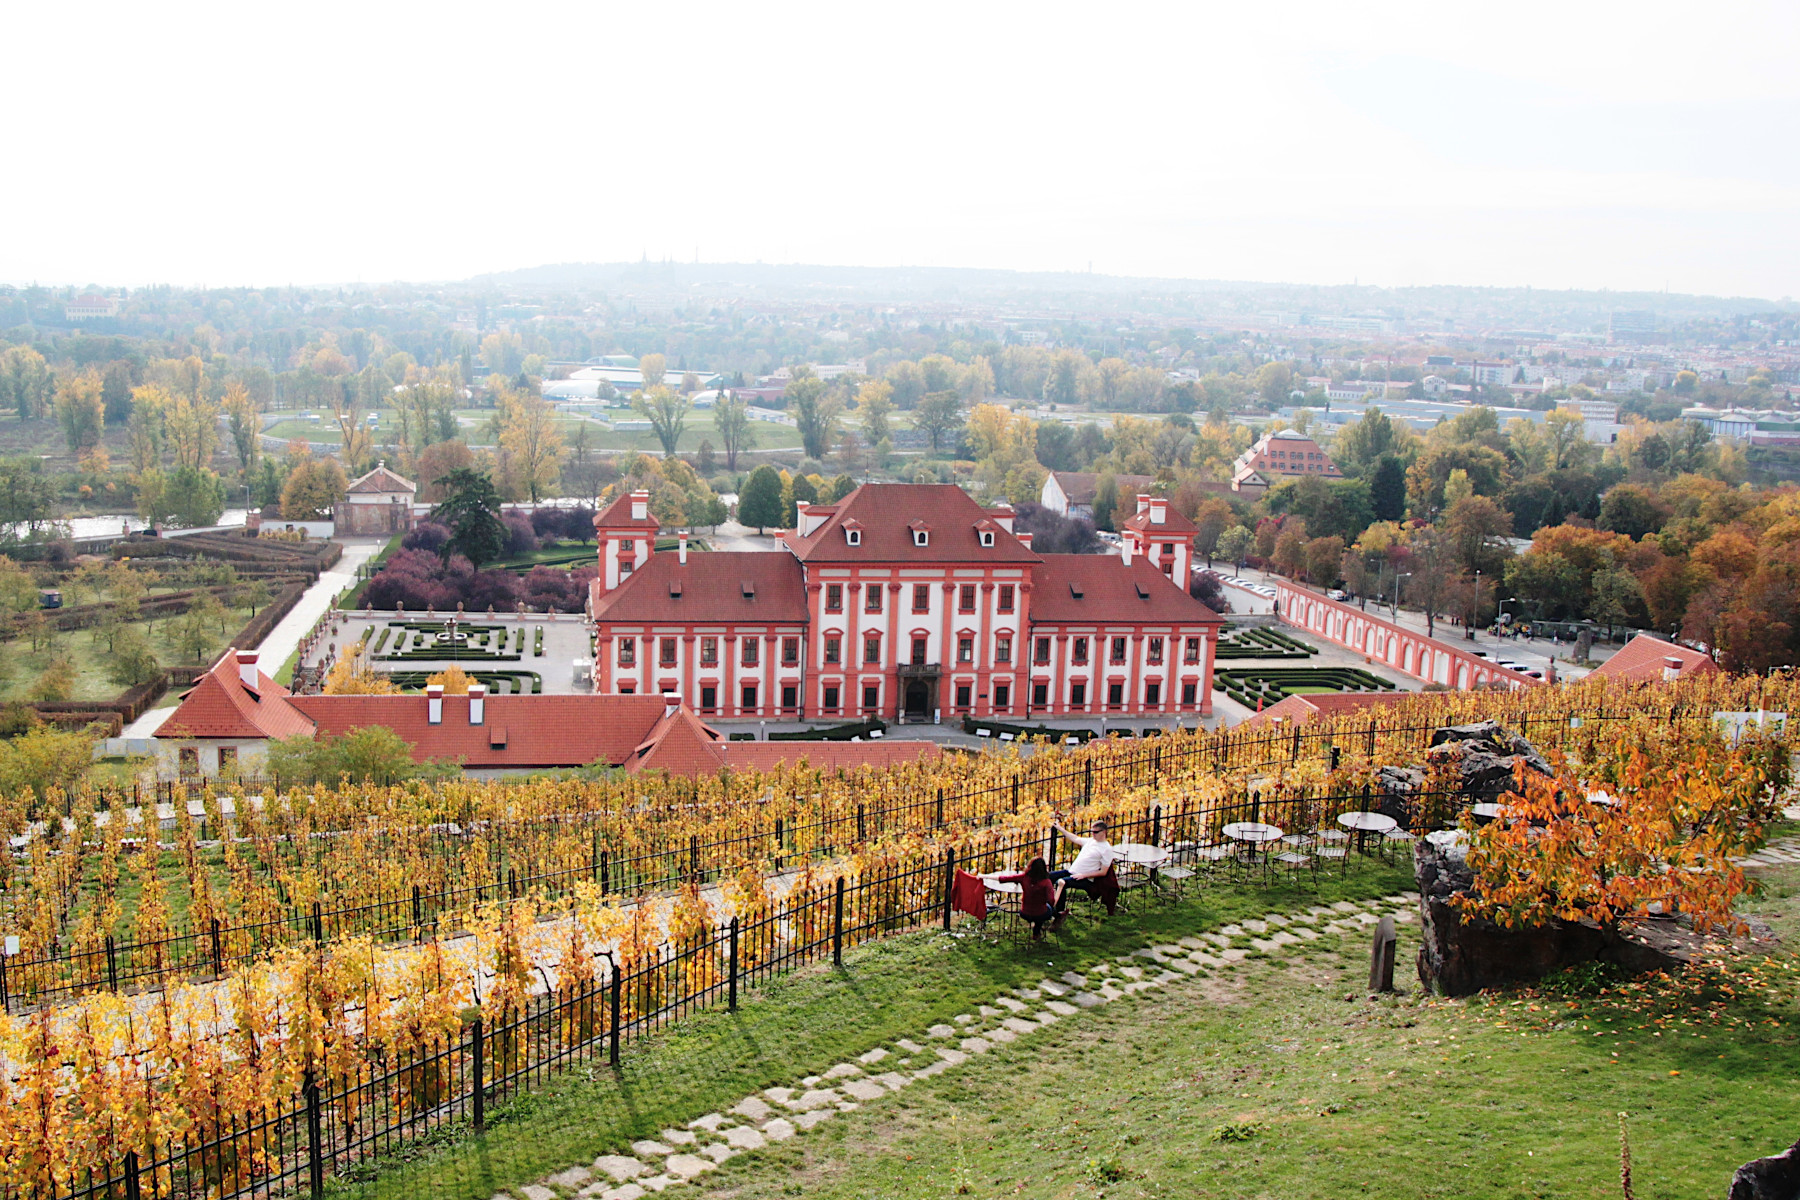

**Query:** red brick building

left=589, top=484, right=1222, bottom=722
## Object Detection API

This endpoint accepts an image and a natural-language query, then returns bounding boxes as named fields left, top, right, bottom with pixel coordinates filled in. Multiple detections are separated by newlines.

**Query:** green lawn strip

left=0, top=604, right=256, bottom=703
left=696, top=929, right=1800, bottom=1200
left=333, top=860, right=1413, bottom=1200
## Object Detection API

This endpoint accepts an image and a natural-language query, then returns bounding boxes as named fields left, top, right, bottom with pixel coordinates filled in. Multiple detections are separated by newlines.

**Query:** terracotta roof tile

left=593, top=490, right=661, bottom=531
left=592, top=551, right=808, bottom=624
left=157, top=651, right=316, bottom=740
left=1121, top=496, right=1198, bottom=535
left=1050, top=472, right=1152, bottom=507
left=786, top=484, right=1040, bottom=564
left=1589, top=633, right=1719, bottom=682
left=344, top=464, right=417, bottom=495
left=1029, top=555, right=1225, bottom=625
left=287, top=693, right=667, bottom=768
left=623, top=705, right=726, bottom=775
left=1241, top=691, right=1410, bottom=729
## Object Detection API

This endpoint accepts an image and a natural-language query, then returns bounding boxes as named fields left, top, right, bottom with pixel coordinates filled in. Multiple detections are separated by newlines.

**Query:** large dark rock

left=1374, top=765, right=1426, bottom=825
left=1426, top=720, right=1554, bottom=802
left=1731, top=1139, right=1800, bottom=1200
left=1412, top=841, right=1775, bottom=996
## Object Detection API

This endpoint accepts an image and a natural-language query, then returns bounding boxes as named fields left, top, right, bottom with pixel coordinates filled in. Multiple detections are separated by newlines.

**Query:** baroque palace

left=589, top=483, right=1223, bottom=723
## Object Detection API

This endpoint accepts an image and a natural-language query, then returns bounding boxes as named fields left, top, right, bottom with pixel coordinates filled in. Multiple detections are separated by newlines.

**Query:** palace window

left=994, top=635, right=1011, bottom=664
left=862, top=684, right=879, bottom=710
left=742, top=638, right=759, bottom=667
left=782, top=636, right=799, bottom=665
left=957, top=636, right=974, bottom=664
left=864, top=633, right=882, bottom=665
left=826, top=584, right=843, bottom=612
left=1110, top=636, right=1128, bottom=665
left=1070, top=680, right=1087, bottom=707
left=824, top=635, right=841, bottom=664
left=1147, top=636, right=1164, bottom=666
left=1072, top=637, right=1089, bottom=666
left=1184, top=636, right=1202, bottom=664
left=741, top=683, right=758, bottom=709
left=1145, top=680, right=1161, bottom=706
left=865, top=585, right=883, bottom=613
left=1034, top=637, right=1051, bottom=665
left=998, top=584, right=1015, bottom=613
left=1032, top=682, right=1048, bottom=707
left=911, top=636, right=928, bottom=665
left=955, top=683, right=972, bottom=709
left=618, top=639, right=636, bottom=667
left=993, top=683, right=1010, bottom=710
left=958, top=584, right=976, bottom=613
left=913, top=584, right=931, bottom=613
left=823, top=685, right=840, bottom=712
left=1181, top=681, right=1198, bottom=706
left=700, top=637, right=718, bottom=666
left=660, top=637, right=678, bottom=667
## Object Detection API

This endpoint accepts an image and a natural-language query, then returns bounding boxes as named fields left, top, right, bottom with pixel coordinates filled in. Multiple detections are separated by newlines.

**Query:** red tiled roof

left=288, top=693, right=667, bottom=767
left=623, top=705, right=727, bottom=775
left=1121, top=497, right=1198, bottom=535
left=1028, top=555, right=1225, bottom=625
left=1050, top=472, right=1153, bottom=507
left=157, top=651, right=316, bottom=740
left=1589, top=633, right=1720, bottom=682
left=786, top=484, right=1040, bottom=564
left=722, top=740, right=941, bottom=773
left=591, top=550, right=808, bottom=624
left=1240, top=691, right=1410, bottom=729
left=594, top=490, right=661, bottom=531
left=345, top=464, right=417, bottom=495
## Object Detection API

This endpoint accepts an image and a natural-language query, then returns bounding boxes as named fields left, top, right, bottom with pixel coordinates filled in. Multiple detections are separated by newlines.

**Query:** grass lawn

left=329, top=849, right=1800, bottom=1200
left=0, top=603, right=257, bottom=702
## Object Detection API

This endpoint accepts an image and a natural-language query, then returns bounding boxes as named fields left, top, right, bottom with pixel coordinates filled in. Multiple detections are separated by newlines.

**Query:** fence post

left=107, top=936, right=119, bottom=992
left=609, top=964, right=622, bottom=1067
left=728, top=917, right=739, bottom=1012
left=123, top=1150, right=141, bottom=1200
left=304, top=1068, right=325, bottom=1199
left=211, top=918, right=224, bottom=977
left=592, top=830, right=601, bottom=882
left=412, top=884, right=422, bottom=928
left=856, top=803, right=866, bottom=841
left=941, top=848, right=956, bottom=932
left=312, top=902, right=323, bottom=947
left=935, top=789, right=944, bottom=827
left=1083, top=759, right=1093, bottom=804
left=469, top=1015, right=485, bottom=1133
left=1151, top=805, right=1161, bottom=847
left=601, top=849, right=610, bottom=894
left=832, top=876, right=846, bottom=966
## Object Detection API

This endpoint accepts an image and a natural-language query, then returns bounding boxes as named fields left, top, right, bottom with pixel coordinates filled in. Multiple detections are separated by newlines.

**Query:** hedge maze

left=378, top=670, right=545, bottom=695
left=1213, top=625, right=1319, bottom=660
left=1212, top=666, right=1395, bottom=709
left=373, top=621, right=521, bottom=663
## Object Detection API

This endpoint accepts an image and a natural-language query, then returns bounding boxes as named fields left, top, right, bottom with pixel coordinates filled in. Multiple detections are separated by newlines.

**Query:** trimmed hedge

left=1214, top=625, right=1318, bottom=660
left=960, top=716, right=1099, bottom=743
left=769, top=717, right=889, bottom=742
left=379, top=670, right=544, bottom=695
left=1213, top=666, right=1395, bottom=709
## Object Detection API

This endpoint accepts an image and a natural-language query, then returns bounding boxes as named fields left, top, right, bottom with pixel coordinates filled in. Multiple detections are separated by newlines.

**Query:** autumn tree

left=430, top=468, right=507, bottom=567
left=785, top=367, right=839, bottom=460
left=54, top=369, right=105, bottom=455
left=637, top=353, right=666, bottom=390
left=737, top=464, right=784, bottom=533
left=856, top=379, right=893, bottom=445
left=633, top=385, right=690, bottom=457
left=280, top=458, right=348, bottom=521
left=222, top=381, right=260, bottom=472
left=713, top=395, right=757, bottom=470
left=914, top=391, right=964, bottom=454
left=499, top=388, right=564, bottom=500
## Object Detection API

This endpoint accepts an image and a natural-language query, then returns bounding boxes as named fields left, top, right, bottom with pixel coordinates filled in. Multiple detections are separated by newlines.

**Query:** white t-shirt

left=1069, top=836, right=1115, bottom=879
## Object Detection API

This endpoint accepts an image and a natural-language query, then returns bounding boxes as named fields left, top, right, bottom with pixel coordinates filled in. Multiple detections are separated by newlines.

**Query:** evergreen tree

left=430, top=468, right=507, bottom=566
left=1371, top=455, right=1407, bottom=522
left=737, top=464, right=784, bottom=533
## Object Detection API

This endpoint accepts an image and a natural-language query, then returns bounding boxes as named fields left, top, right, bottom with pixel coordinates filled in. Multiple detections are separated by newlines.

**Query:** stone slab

left=629, top=1141, right=672, bottom=1158
left=723, top=1125, right=767, bottom=1150
left=593, top=1156, right=647, bottom=1183
left=858, top=1047, right=890, bottom=1065
left=895, top=1039, right=925, bottom=1054
left=1003, top=1017, right=1040, bottom=1035
left=546, top=1167, right=593, bottom=1189
left=665, top=1153, right=716, bottom=1178
left=795, top=1109, right=835, bottom=1130
left=700, top=1143, right=736, bottom=1164
left=521, top=1186, right=557, bottom=1200
left=987, top=1027, right=1017, bottom=1043
left=762, top=1117, right=797, bottom=1141
left=936, top=1048, right=969, bottom=1066
left=959, top=1037, right=992, bottom=1054
left=996, top=996, right=1028, bottom=1012
left=1045, top=999, right=1079, bottom=1016
left=823, top=1062, right=865, bottom=1080
left=660, top=1129, right=696, bottom=1145
left=876, top=1071, right=911, bottom=1091
left=730, top=1097, right=772, bottom=1123
left=841, top=1078, right=888, bottom=1101
left=926, top=1024, right=956, bottom=1038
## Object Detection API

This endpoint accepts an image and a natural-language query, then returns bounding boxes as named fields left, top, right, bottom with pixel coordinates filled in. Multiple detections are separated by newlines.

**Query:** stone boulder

left=1731, top=1138, right=1800, bottom=1200
left=1412, top=841, right=1774, bottom=996
left=1426, top=720, right=1553, bottom=801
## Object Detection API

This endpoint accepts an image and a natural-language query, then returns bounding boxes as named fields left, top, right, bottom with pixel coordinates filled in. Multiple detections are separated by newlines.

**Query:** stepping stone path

left=1735, top=833, right=1800, bottom=868
left=500, top=891, right=1422, bottom=1200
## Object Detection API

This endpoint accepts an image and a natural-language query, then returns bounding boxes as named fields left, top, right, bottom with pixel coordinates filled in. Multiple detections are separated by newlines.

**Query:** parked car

left=1326, top=589, right=1347, bottom=601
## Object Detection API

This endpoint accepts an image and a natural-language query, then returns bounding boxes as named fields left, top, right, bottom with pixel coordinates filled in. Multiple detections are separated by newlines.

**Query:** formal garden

left=1213, top=664, right=1398, bottom=709
left=1213, top=623, right=1321, bottom=660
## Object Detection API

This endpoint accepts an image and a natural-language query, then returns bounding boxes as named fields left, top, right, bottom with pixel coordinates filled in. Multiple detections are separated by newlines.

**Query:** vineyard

left=0, top=671, right=1792, bottom=1198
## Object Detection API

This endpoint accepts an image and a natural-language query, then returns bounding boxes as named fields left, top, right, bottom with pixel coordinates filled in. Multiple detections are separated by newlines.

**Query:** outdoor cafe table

left=1222, top=822, right=1283, bottom=878
left=1113, top=842, right=1171, bottom=891
left=1336, top=810, right=1398, bottom=853
left=1469, top=802, right=1511, bottom=821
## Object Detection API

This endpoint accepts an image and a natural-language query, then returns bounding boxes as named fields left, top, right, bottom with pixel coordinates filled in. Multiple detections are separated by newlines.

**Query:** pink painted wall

left=1273, top=580, right=1542, bottom=692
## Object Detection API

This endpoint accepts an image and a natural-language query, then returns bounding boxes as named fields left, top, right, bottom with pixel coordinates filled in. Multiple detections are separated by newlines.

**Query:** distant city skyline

left=4, top=2, right=1796, bottom=299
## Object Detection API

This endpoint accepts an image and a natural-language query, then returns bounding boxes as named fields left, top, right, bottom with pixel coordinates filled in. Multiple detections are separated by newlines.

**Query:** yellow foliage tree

left=426, top=664, right=474, bottom=694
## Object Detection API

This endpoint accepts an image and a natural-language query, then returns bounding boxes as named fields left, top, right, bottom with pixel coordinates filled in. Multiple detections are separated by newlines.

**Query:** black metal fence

left=1, top=705, right=1668, bottom=1012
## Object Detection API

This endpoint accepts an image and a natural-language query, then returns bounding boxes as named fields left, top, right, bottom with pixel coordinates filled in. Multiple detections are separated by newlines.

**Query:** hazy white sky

left=6, top=1, right=1797, bottom=297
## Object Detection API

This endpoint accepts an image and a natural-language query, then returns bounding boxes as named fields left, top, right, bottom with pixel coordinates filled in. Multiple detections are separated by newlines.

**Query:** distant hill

left=465, top=260, right=1790, bottom=322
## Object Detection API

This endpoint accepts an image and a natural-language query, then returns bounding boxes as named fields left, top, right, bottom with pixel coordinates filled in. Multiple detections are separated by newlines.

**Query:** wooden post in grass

left=728, top=918, right=739, bottom=1011
left=1369, top=915, right=1397, bottom=994
left=941, top=849, right=956, bottom=931
left=833, top=877, right=846, bottom=966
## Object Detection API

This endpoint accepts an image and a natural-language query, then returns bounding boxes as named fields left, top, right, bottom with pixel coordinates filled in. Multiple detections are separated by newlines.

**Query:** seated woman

left=992, top=858, right=1062, bottom=940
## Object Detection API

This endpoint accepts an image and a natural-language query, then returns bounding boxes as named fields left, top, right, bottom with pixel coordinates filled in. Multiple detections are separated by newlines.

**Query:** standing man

left=1048, top=817, right=1118, bottom=924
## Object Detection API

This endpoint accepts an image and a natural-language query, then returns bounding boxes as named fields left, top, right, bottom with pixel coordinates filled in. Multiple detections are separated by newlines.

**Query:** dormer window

left=914, top=529, right=928, bottom=547
left=979, top=530, right=995, bottom=548
left=845, top=528, right=861, bottom=545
